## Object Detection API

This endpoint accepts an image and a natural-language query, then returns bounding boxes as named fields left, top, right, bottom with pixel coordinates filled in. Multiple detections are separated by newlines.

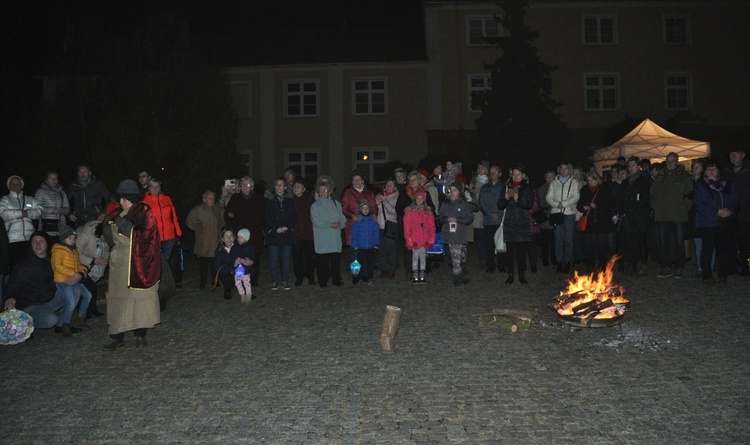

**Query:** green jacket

left=650, top=165, right=693, bottom=222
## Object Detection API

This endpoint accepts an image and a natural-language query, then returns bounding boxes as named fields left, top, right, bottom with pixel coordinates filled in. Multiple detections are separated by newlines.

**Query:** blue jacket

left=693, top=178, right=740, bottom=229
left=479, top=180, right=505, bottom=226
left=351, top=212, right=380, bottom=249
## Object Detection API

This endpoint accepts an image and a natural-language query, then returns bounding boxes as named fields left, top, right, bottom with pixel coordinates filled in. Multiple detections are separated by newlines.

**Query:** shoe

left=694, top=271, right=703, bottom=278
left=657, top=268, right=672, bottom=278
left=505, top=274, right=514, bottom=284
left=308, top=278, right=317, bottom=285
left=458, top=273, right=469, bottom=284
left=419, top=276, right=426, bottom=284
left=452, top=275, right=462, bottom=286
left=319, top=282, right=328, bottom=288
left=71, top=313, right=89, bottom=329
left=295, top=278, right=304, bottom=286
left=519, top=274, right=528, bottom=284
left=739, top=269, right=750, bottom=277
left=240, top=294, right=250, bottom=304
left=562, top=263, right=570, bottom=274
left=89, top=309, right=105, bottom=317
left=271, top=283, right=279, bottom=291
left=103, top=339, right=125, bottom=350
left=413, top=277, right=420, bottom=285
left=673, top=269, right=683, bottom=279
left=134, top=336, right=147, bottom=348
left=224, top=289, right=232, bottom=300
left=282, top=282, right=291, bottom=290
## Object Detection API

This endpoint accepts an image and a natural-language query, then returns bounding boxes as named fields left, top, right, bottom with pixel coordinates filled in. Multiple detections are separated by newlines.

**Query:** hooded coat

left=1, top=176, right=44, bottom=243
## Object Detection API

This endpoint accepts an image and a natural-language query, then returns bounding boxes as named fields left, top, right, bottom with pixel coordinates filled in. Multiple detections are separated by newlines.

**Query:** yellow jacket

left=51, top=243, right=87, bottom=283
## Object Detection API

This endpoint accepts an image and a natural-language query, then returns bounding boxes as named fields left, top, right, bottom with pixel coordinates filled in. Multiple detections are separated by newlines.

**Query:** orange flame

left=556, top=255, right=629, bottom=319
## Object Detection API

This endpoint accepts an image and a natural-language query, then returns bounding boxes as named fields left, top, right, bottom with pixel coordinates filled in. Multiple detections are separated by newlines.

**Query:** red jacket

left=403, top=206, right=435, bottom=250
left=141, top=192, right=182, bottom=242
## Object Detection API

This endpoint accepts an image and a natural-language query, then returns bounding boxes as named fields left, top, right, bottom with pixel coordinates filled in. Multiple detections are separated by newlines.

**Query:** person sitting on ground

left=439, top=182, right=474, bottom=286
left=51, top=224, right=92, bottom=335
left=2, top=232, right=67, bottom=331
left=351, top=200, right=380, bottom=286
left=233, top=228, right=256, bottom=303
left=403, top=189, right=435, bottom=284
left=215, top=228, right=243, bottom=300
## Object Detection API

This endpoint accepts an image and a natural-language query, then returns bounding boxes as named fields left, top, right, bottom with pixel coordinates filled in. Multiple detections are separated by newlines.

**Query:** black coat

left=263, top=195, right=297, bottom=246
left=3, top=248, right=57, bottom=310
left=617, top=173, right=651, bottom=234
left=577, top=183, right=615, bottom=233
left=496, top=181, right=535, bottom=242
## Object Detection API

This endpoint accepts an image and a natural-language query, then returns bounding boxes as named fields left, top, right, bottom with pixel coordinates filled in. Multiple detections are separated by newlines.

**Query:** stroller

left=425, top=232, right=445, bottom=272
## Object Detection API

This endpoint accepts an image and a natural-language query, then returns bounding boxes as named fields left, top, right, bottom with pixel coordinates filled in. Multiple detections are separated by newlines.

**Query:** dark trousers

left=527, top=233, right=539, bottom=270
left=378, top=233, right=399, bottom=273
left=727, top=221, right=750, bottom=273
left=700, top=227, right=730, bottom=279
left=484, top=224, right=506, bottom=271
left=657, top=221, right=687, bottom=270
left=293, top=239, right=315, bottom=283
left=83, top=276, right=100, bottom=315
left=111, top=328, right=147, bottom=341
left=622, top=231, right=645, bottom=269
left=539, top=228, right=554, bottom=265
left=316, top=252, right=342, bottom=286
left=473, top=227, right=486, bottom=263
left=353, top=248, right=375, bottom=282
left=505, top=241, right=528, bottom=275
left=584, top=232, right=611, bottom=270
left=197, top=256, right=216, bottom=287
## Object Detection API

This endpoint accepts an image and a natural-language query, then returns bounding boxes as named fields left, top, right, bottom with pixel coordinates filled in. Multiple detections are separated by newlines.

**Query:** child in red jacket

left=403, top=189, right=435, bottom=284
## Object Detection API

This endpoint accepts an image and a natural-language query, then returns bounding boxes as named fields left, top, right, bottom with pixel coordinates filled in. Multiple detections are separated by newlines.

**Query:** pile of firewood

left=549, top=288, right=628, bottom=324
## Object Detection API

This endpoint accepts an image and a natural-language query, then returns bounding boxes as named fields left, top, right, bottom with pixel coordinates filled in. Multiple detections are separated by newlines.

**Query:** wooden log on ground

left=491, top=308, right=537, bottom=318
left=379, top=305, right=401, bottom=352
left=478, top=314, right=531, bottom=330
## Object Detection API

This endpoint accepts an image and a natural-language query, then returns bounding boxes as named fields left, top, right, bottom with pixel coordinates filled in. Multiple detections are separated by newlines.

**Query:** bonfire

left=549, top=255, right=630, bottom=326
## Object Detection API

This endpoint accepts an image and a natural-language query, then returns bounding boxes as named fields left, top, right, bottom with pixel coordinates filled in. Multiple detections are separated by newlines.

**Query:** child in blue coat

left=351, top=200, right=380, bottom=285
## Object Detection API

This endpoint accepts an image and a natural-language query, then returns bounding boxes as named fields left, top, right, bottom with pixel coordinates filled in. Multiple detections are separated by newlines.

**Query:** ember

left=549, top=255, right=630, bottom=327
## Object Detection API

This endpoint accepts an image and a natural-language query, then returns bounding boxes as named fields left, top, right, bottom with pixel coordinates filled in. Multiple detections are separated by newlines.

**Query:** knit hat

left=479, top=160, right=490, bottom=170
left=237, top=228, right=250, bottom=241
left=116, top=179, right=140, bottom=194
left=417, top=169, right=430, bottom=180
left=414, top=189, right=427, bottom=199
left=284, top=167, right=296, bottom=178
left=359, top=200, right=370, bottom=212
left=450, top=181, right=464, bottom=193
left=58, top=224, right=76, bottom=241
left=454, top=174, right=467, bottom=185
left=6, top=175, right=24, bottom=190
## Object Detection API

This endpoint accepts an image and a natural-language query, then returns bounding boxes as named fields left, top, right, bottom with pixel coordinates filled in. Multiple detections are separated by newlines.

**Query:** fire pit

left=549, top=256, right=630, bottom=328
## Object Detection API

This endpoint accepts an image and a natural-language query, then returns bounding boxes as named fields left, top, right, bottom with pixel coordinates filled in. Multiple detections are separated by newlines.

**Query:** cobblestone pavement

left=2, top=251, right=749, bottom=444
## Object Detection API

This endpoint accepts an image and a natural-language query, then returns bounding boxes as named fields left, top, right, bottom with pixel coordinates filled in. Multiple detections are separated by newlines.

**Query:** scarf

left=704, top=174, right=727, bottom=192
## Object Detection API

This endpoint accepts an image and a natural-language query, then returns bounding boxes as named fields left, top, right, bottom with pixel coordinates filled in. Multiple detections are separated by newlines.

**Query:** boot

left=71, top=313, right=88, bottom=329
left=452, top=275, right=462, bottom=286
left=505, top=273, right=514, bottom=284
left=458, top=273, right=470, bottom=284
left=519, top=272, right=528, bottom=284
left=61, top=323, right=76, bottom=337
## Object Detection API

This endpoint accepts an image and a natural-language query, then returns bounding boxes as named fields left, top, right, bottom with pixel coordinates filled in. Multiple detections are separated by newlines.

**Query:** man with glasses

left=137, top=170, right=151, bottom=199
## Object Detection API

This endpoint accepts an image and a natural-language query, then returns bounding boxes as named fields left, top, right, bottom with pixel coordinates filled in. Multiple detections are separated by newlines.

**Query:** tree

left=35, top=12, right=239, bottom=214
left=469, top=0, right=570, bottom=181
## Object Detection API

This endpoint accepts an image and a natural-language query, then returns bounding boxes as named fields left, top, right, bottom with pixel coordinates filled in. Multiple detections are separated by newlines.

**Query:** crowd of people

left=1, top=149, right=748, bottom=346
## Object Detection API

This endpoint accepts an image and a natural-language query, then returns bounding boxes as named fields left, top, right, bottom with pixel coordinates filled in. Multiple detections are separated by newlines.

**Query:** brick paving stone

left=1, top=252, right=749, bottom=444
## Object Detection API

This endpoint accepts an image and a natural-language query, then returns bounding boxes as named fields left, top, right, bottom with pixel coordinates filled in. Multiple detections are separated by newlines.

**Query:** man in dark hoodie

left=67, top=164, right=110, bottom=229
left=650, top=152, right=694, bottom=278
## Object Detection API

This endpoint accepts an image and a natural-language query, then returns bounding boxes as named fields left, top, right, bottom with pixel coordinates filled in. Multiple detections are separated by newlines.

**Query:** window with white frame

left=285, top=150, right=319, bottom=182
left=467, top=16, right=501, bottom=46
left=665, top=73, right=691, bottom=110
left=584, top=74, right=619, bottom=111
left=228, top=82, right=251, bottom=120
left=582, top=15, right=617, bottom=44
left=238, top=149, right=253, bottom=175
left=468, top=74, right=492, bottom=112
left=664, top=14, right=690, bottom=44
left=353, top=78, right=387, bottom=115
left=285, top=80, right=318, bottom=117
left=354, top=148, right=388, bottom=183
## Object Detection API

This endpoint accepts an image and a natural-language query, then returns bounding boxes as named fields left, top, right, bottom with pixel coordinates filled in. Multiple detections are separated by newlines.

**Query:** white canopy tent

left=593, top=118, right=710, bottom=173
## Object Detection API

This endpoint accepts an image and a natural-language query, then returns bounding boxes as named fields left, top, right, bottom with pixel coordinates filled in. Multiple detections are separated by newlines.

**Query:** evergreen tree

left=469, top=0, right=569, bottom=180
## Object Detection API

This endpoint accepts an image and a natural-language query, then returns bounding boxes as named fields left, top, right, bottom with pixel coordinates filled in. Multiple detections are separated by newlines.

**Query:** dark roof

left=214, top=25, right=427, bottom=68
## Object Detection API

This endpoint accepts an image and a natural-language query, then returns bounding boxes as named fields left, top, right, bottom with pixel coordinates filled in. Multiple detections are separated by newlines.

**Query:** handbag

left=381, top=201, right=399, bottom=239
left=549, top=212, right=564, bottom=226
left=41, top=218, right=59, bottom=233
left=494, top=208, right=507, bottom=253
left=576, top=187, right=600, bottom=232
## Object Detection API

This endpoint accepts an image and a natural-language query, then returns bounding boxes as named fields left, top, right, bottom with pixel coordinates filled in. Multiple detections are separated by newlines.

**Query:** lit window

left=666, top=73, right=691, bottom=109
left=285, top=80, right=318, bottom=117
left=353, top=79, right=387, bottom=115
left=468, top=75, right=492, bottom=112
left=585, top=74, right=619, bottom=111
left=467, top=17, right=501, bottom=46
left=664, top=14, right=690, bottom=44
left=285, top=150, right=319, bottom=182
left=354, top=149, right=388, bottom=183
left=583, top=16, right=617, bottom=44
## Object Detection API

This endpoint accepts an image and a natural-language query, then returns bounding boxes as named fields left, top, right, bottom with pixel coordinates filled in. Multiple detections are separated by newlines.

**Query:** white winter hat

left=6, top=175, right=24, bottom=190
left=237, top=228, right=251, bottom=241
